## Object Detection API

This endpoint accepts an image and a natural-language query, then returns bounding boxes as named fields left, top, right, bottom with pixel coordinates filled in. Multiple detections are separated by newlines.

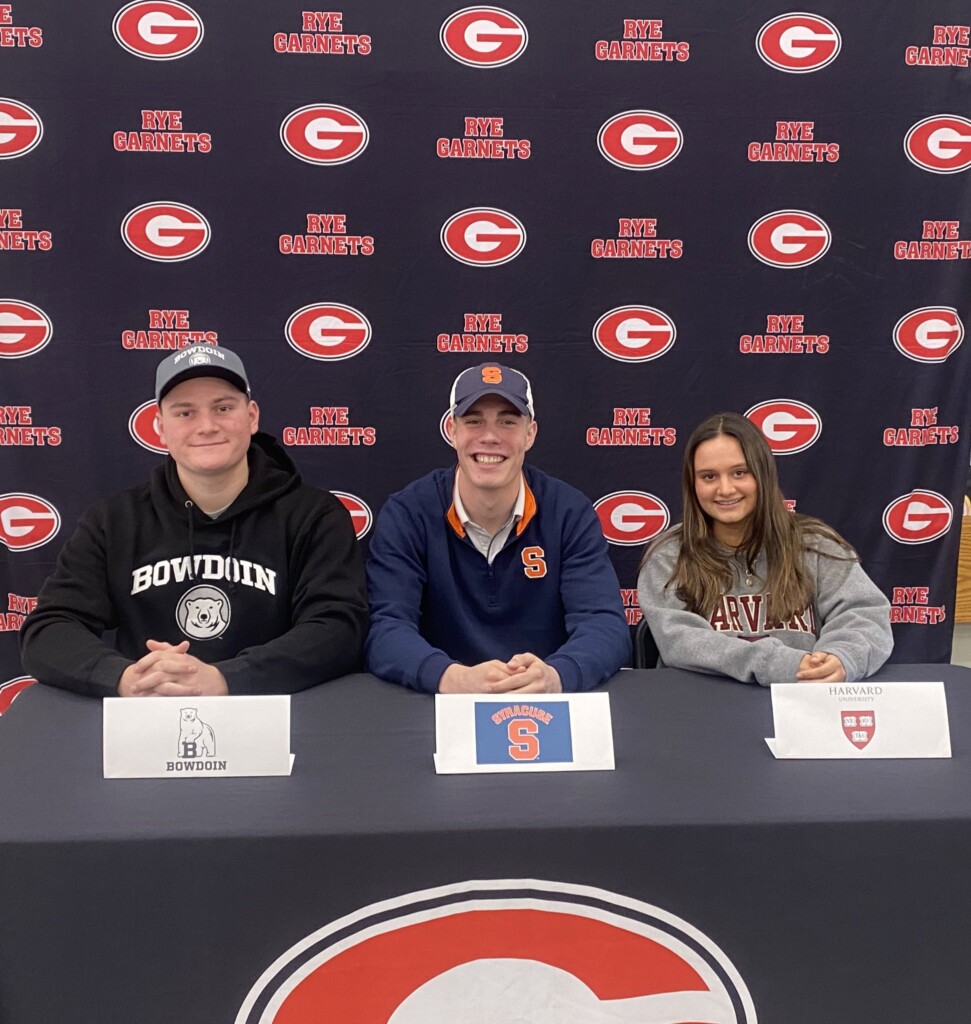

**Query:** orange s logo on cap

left=482, top=366, right=503, bottom=384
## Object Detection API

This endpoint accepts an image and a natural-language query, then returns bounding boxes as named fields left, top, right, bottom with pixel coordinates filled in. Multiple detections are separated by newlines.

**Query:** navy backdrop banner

left=3, top=1, right=971, bottom=699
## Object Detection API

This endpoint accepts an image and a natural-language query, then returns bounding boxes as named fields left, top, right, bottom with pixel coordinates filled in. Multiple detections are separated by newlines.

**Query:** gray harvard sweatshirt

left=637, top=528, right=893, bottom=686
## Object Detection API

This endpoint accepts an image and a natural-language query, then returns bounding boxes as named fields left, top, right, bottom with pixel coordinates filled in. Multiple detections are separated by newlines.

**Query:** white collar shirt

left=453, top=473, right=525, bottom=565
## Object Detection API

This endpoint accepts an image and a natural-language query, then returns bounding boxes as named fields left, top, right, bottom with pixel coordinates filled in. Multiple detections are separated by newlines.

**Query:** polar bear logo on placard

left=178, top=708, right=215, bottom=759
left=176, top=584, right=231, bottom=640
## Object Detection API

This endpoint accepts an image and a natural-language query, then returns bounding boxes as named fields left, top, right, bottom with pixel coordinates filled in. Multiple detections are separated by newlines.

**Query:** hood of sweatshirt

left=149, top=432, right=299, bottom=525
left=147, top=432, right=301, bottom=576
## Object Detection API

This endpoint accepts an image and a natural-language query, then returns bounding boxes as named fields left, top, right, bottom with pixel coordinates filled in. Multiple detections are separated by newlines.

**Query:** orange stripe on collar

left=447, top=472, right=535, bottom=538
left=515, top=479, right=537, bottom=535
left=447, top=501, right=466, bottom=538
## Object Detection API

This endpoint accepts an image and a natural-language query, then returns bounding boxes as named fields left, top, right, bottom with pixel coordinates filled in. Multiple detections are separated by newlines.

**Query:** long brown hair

left=642, top=412, right=855, bottom=620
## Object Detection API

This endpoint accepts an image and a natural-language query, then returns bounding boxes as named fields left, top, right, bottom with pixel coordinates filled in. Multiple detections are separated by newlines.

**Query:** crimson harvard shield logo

left=841, top=710, right=875, bottom=749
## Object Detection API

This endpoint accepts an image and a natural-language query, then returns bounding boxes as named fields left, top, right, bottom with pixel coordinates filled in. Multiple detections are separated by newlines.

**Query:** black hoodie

left=20, top=433, right=368, bottom=696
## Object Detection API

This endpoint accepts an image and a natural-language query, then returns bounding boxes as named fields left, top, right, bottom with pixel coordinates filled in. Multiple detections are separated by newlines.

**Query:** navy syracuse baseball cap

left=450, top=363, right=534, bottom=418
left=156, top=345, right=251, bottom=404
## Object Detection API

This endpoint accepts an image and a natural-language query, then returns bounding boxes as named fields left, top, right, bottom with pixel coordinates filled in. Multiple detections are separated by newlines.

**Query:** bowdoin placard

left=434, top=693, right=614, bottom=773
left=103, top=695, right=292, bottom=778
left=766, top=681, right=950, bottom=759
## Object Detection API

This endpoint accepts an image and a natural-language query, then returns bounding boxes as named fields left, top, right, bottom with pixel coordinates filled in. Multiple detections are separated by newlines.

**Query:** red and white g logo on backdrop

left=113, top=1, right=203, bottom=60
left=0, top=494, right=61, bottom=552
left=0, top=99, right=43, bottom=159
left=883, top=491, right=953, bottom=545
left=440, top=7, right=527, bottom=67
left=904, top=115, right=971, bottom=174
left=235, top=880, right=757, bottom=1024
left=597, top=111, right=683, bottom=170
left=332, top=492, right=373, bottom=539
left=893, top=307, right=964, bottom=363
left=746, top=400, right=821, bottom=455
left=595, top=491, right=670, bottom=546
left=748, top=210, right=830, bottom=268
left=593, top=306, right=676, bottom=362
left=756, top=13, right=840, bottom=72
left=286, top=303, right=372, bottom=361
left=0, top=300, right=53, bottom=358
left=129, top=400, right=167, bottom=453
left=122, top=202, right=210, bottom=261
left=280, top=105, right=369, bottom=165
left=0, top=676, right=37, bottom=715
left=441, top=208, right=526, bottom=266
left=440, top=409, right=455, bottom=447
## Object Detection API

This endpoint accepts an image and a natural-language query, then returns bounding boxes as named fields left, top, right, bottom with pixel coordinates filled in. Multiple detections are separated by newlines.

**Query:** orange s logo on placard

left=482, top=366, right=503, bottom=384
left=522, top=546, right=547, bottom=578
left=508, top=719, right=540, bottom=760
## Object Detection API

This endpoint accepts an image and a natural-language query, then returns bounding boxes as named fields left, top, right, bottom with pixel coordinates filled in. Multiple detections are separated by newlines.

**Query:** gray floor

left=953, top=622, right=971, bottom=668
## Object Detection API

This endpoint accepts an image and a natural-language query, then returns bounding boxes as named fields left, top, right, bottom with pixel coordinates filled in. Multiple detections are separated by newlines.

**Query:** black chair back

left=633, top=618, right=659, bottom=669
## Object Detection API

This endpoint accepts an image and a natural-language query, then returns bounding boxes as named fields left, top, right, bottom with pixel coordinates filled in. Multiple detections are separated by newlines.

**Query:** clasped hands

left=439, top=652, right=562, bottom=694
left=796, top=650, right=846, bottom=683
left=117, top=639, right=229, bottom=697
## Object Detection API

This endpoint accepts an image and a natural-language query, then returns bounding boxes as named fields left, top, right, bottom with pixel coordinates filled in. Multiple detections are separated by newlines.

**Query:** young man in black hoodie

left=20, top=345, right=368, bottom=698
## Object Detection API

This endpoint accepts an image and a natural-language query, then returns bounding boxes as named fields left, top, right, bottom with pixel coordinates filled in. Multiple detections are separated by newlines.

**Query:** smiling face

left=156, top=376, right=258, bottom=485
left=692, top=434, right=758, bottom=547
left=447, top=394, right=537, bottom=505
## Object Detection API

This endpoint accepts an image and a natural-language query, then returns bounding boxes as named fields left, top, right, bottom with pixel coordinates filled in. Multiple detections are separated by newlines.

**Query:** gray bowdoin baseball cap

left=155, top=345, right=251, bottom=404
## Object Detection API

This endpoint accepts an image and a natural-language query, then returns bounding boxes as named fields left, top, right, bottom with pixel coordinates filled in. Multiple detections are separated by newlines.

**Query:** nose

left=194, top=411, right=218, bottom=433
left=715, top=475, right=735, bottom=495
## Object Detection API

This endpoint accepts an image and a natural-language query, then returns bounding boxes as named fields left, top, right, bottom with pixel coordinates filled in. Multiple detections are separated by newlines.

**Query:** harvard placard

left=766, top=681, right=950, bottom=759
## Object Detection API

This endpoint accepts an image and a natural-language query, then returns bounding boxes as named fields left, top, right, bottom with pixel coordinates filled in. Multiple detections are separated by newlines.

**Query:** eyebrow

left=460, top=404, right=522, bottom=417
left=166, top=393, right=243, bottom=410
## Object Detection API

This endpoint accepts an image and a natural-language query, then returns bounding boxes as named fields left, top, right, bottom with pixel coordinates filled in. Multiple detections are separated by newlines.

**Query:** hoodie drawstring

left=184, top=500, right=196, bottom=579
left=227, top=519, right=238, bottom=593
left=184, top=499, right=238, bottom=588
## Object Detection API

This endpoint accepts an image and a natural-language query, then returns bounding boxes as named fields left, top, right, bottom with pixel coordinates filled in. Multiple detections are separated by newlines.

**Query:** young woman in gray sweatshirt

left=637, top=412, right=893, bottom=686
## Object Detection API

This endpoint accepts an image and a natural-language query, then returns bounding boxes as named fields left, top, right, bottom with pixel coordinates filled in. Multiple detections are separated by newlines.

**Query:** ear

left=248, top=400, right=260, bottom=435
left=524, top=418, right=538, bottom=451
left=154, top=412, right=166, bottom=447
left=444, top=415, right=456, bottom=445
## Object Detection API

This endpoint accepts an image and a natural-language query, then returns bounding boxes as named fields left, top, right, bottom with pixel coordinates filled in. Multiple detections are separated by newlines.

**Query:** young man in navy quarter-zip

left=21, top=345, right=368, bottom=698
left=365, top=363, right=630, bottom=694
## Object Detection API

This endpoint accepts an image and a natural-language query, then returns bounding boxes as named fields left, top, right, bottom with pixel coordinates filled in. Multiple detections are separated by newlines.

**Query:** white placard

left=766, top=681, right=951, bottom=759
left=434, top=692, right=614, bottom=774
left=103, top=695, right=293, bottom=778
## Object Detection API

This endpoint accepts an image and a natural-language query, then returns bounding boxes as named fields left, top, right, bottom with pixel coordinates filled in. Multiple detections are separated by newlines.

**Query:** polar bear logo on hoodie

left=176, top=585, right=231, bottom=640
